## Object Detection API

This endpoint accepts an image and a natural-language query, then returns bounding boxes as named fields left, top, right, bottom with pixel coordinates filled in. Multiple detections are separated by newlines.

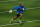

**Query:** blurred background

left=0, top=0, right=40, bottom=27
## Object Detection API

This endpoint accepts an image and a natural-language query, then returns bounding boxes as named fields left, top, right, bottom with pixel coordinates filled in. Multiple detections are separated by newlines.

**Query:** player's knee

left=20, top=14, right=23, bottom=16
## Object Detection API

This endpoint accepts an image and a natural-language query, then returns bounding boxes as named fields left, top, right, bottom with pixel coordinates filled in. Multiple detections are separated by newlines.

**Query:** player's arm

left=9, top=7, right=18, bottom=13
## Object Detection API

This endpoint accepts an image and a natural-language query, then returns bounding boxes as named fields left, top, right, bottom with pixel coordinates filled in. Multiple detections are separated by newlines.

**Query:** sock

left=10, top=20, right=11, bottom=23
left=19, top=20, right=21, bottom=22
left=19, top=20, right=21, bottom=21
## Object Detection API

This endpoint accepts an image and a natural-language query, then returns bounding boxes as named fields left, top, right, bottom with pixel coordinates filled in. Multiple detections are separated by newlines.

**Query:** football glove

left=9, top=10, right=12, bottom=13
left=22, top=8, right=25, bottom=10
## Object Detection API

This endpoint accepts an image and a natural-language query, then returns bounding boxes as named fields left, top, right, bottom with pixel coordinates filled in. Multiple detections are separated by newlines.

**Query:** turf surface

left=0, top=0, right=40, bottom=27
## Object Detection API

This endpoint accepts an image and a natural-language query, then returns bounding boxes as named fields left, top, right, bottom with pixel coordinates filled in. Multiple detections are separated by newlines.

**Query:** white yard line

left=8, top=0, right=17, bottom=1
left=0, top=23, right=19, bottom=27
left=0, top=11, right=9, bottom=13
left=0, top=1, right=8, bottom=2
left=27, top=21, right=34, bottom=22
left=1, top=25, right=7, bottom=26
left=28, top=7, right=40, bottom=9
left=0, top=0, right=17, bottom=2
left=34, top=20, right=40, bottom=21
left=0, top=20, right=40, bottom=27
left=6, top=24, right=13, bottom=25
left=35, top=7, right=40, bottom=8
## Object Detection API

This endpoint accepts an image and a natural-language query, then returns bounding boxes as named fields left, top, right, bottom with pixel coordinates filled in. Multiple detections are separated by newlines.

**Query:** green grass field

left=0, top=0, right=40, bottom=27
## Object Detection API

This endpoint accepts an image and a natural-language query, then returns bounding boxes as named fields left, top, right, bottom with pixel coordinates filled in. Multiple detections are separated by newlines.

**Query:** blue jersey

left=12, top=5, right=26, bottom=14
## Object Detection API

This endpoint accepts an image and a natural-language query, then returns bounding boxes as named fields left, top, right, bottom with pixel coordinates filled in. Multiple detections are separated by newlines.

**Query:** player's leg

left=10, top=16, right=17, bottom=23
left=10, top=16, right=18, bottom=23
left=12, top=13, right=20, bottom=20
left=10, top=13, right=20, bottom=23
left=19, top=13, right=23, bottom=23
left=19, top=11, right=23, bottom=20
left=13, top=16, right=18, bottom=20
left=10, top=12, right=19, bottom=23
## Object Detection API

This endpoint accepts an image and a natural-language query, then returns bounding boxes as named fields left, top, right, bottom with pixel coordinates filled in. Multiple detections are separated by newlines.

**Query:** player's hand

left=9, top=10, right=12, bottom=13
